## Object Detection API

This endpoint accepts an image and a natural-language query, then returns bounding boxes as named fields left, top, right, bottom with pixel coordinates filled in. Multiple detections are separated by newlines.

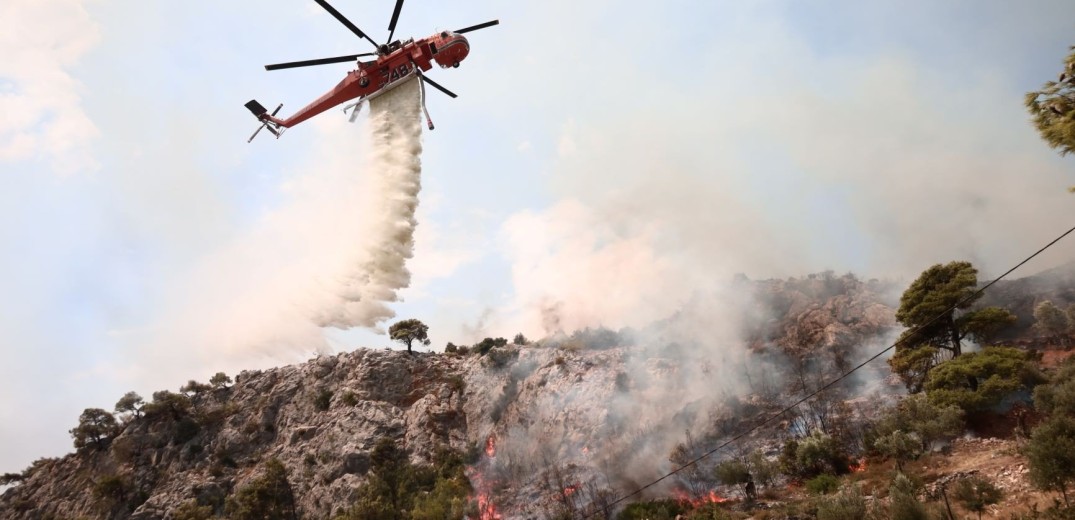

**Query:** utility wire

left=582, top=223, right=1075, bottom=518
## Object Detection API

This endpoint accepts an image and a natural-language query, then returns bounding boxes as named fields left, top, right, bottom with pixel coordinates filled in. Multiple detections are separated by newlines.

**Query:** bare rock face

left=750, top=273, right=897, bottom=356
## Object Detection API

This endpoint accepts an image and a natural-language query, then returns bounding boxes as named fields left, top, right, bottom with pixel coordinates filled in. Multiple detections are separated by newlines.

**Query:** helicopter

left=245, top=0, right=498, bottom=142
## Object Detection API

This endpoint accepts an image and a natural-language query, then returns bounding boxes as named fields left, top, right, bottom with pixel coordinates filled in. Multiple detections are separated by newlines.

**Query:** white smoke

left=314, top=78, right=425, bottom=330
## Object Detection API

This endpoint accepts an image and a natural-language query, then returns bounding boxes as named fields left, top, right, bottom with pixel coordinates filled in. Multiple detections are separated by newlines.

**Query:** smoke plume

left=313, top=78, right=424, bottom=329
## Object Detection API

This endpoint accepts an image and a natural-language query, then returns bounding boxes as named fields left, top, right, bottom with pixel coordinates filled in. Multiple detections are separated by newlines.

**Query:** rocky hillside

left=10, top=264, right=1070, bottom=519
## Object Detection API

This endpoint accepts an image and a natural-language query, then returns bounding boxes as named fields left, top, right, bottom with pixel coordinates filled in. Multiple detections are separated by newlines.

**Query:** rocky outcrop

left=1, top=349, right=477, bottom=519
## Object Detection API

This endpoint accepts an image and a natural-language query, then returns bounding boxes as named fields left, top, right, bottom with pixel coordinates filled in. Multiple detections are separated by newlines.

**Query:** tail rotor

left=245, top=100, right=284, bottom=142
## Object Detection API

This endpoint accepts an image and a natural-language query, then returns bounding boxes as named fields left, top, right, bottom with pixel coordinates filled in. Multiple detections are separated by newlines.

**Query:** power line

left=582, top=223, right=1075, bottom=518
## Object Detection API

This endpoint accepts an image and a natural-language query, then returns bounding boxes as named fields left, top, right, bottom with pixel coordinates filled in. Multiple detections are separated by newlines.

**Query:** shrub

left=1034, top=357, right=1075, bottom=416
left=873, top=430, right=923, bottom=471
left=173, top=417, right=201, bottom=445
left=925, top=346, right=1044, bottom=413
left=314, top=389, right=333, bottom=411
left=485, top=347, right=519, bottom=368
left=513, top=333, right=528, bottom=345
left=887, top=473, right=929, bottom=520
left=335, top=437, right=472, bottom=520
left=474, top=337, right=508, bottom=356
left=816, top=485, right=868, bottom=520
left=781, top=431, right=852, bottom=479
left=445, top=342, right=458, bottom=353
left=1027, top=415, right=1075, bottom=504
left=341, top=391, right=359, bottom=407
left=868, top=394, right=963, bottom=454
left=174, top=500, right=214, bottom=520
left=806, top=474, right=840, bottom=495
left=93, top=474, right=129, bottom=504
left=225, top=458, right=296, bottom=520
left=953, top=475, right=1003, bottom=520
left=617, top=499, right=686, bottom=520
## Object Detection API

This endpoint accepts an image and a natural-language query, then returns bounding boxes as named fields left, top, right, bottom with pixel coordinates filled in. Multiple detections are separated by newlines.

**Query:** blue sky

left=2, top=0, right=1074, bottom=473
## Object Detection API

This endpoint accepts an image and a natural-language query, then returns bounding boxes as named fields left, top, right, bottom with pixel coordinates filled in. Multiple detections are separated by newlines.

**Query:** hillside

left=4, top=265, right=1075, bottom=519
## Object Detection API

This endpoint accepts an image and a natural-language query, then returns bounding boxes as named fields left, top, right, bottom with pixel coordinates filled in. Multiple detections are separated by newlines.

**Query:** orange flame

left=672, top=489, right=729, bottom=506
left=849, top=458, right=867, bottom=473
left=485, top=435, right=496, bottom=458
left=564, top=483, right=581, bottom=497
left=476, top=493, right=502, bottom=519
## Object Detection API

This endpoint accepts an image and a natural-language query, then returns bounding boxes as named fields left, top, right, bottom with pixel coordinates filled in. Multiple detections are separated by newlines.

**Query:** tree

left=143, top=390, right=192, bottom=420
left=180, top=379, right=212, bottom=397
left=210, top=372, right=232, bottom=390
left=890, top=262, right=1015, bottom=391
left=714, top=459, right=753, bottom=498
left=873, top=430, right=922, bottom=471
left=925, top=346, right=1043, bottom=413
left=389, top=319, right=431, bottom=353
left=953, top=475, right=1002, bottom=520
left=894, top=262, right=1015, bottom=357
left=474, top=337, right=507, bottom=356
left=1027, top=415, right=1075, bottom=506
left=70, top=408, right=118, bottom=450
left=1034, top=357, right=1075, bottom=416
left=1035, top=301, right=1069, bottom=342
left=226, top=458, right=297, bottom=520
left=512, top=333, right=528, bottom=345
left=1025, top=46, right=1075, bottom=157
left=0, top=472, right=25, bottom=486
left=869, top=394, right=964, bottom=453
left=114, top=391, right=144, bottom=419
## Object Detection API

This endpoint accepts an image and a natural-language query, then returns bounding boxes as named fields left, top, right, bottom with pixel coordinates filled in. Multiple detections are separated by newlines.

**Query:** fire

left=849, top=458, right=867, bottom=473
left=466, top=435, right=502, bottom=519
left=466, top=466, right=503, bottom=520
left=476, top=492, right=502, bottom=520
left=563, top=483, right=581, bottom=497
left=581, top=446, right=590, bottom=455
left=672, top=489, right=730, bottom=507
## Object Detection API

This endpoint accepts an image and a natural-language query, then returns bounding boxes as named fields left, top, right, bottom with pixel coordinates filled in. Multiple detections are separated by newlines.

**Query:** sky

left=2, top=0, right=1074, bottom=473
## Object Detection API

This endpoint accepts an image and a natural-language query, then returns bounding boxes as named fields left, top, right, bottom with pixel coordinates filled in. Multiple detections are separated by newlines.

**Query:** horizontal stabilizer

left=245, top=100, right=268, bottom=117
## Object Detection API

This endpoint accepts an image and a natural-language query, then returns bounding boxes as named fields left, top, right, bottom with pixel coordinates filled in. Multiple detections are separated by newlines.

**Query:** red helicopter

left=245, top=0, right=498, bottom=142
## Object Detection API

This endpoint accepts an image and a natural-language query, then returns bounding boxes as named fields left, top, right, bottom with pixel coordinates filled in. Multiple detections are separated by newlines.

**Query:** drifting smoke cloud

left=314, top=78, right=424, bottom=329
left=114, top=79, right=428, bottom=389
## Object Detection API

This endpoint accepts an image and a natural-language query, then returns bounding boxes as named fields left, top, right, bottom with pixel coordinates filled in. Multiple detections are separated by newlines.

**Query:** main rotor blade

left=421, top=75, right=457, bottom=98
left=386, top=0, right=405, bottom=44
left=265, top=53, right=374, bottom=71
left=315, top=0, right=380, bottom=48
left=454, top=19, right=499, bottom=34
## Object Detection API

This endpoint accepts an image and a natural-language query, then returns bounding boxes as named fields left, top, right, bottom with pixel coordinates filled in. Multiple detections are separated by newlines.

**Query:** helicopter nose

left=434, top=34, right=470, bottom=68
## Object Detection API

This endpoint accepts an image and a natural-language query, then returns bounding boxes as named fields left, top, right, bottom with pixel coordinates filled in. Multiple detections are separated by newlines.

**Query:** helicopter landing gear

left=359, top=76, right=370, bottom=87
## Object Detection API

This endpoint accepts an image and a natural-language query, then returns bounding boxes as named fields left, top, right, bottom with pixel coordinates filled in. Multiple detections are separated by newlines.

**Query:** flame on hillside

left=672, top=489, right=730, bottom=507
left=849, top=458, right=867, bottom=473
left=466, top=434, right=502, bottom=519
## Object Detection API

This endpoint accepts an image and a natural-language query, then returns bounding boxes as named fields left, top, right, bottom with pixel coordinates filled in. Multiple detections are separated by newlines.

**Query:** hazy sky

left=2, top=0, right=1074, bottom=473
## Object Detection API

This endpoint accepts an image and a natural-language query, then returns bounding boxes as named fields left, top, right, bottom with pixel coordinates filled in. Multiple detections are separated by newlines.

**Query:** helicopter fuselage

left=261, top=32, right=469, bottom=129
